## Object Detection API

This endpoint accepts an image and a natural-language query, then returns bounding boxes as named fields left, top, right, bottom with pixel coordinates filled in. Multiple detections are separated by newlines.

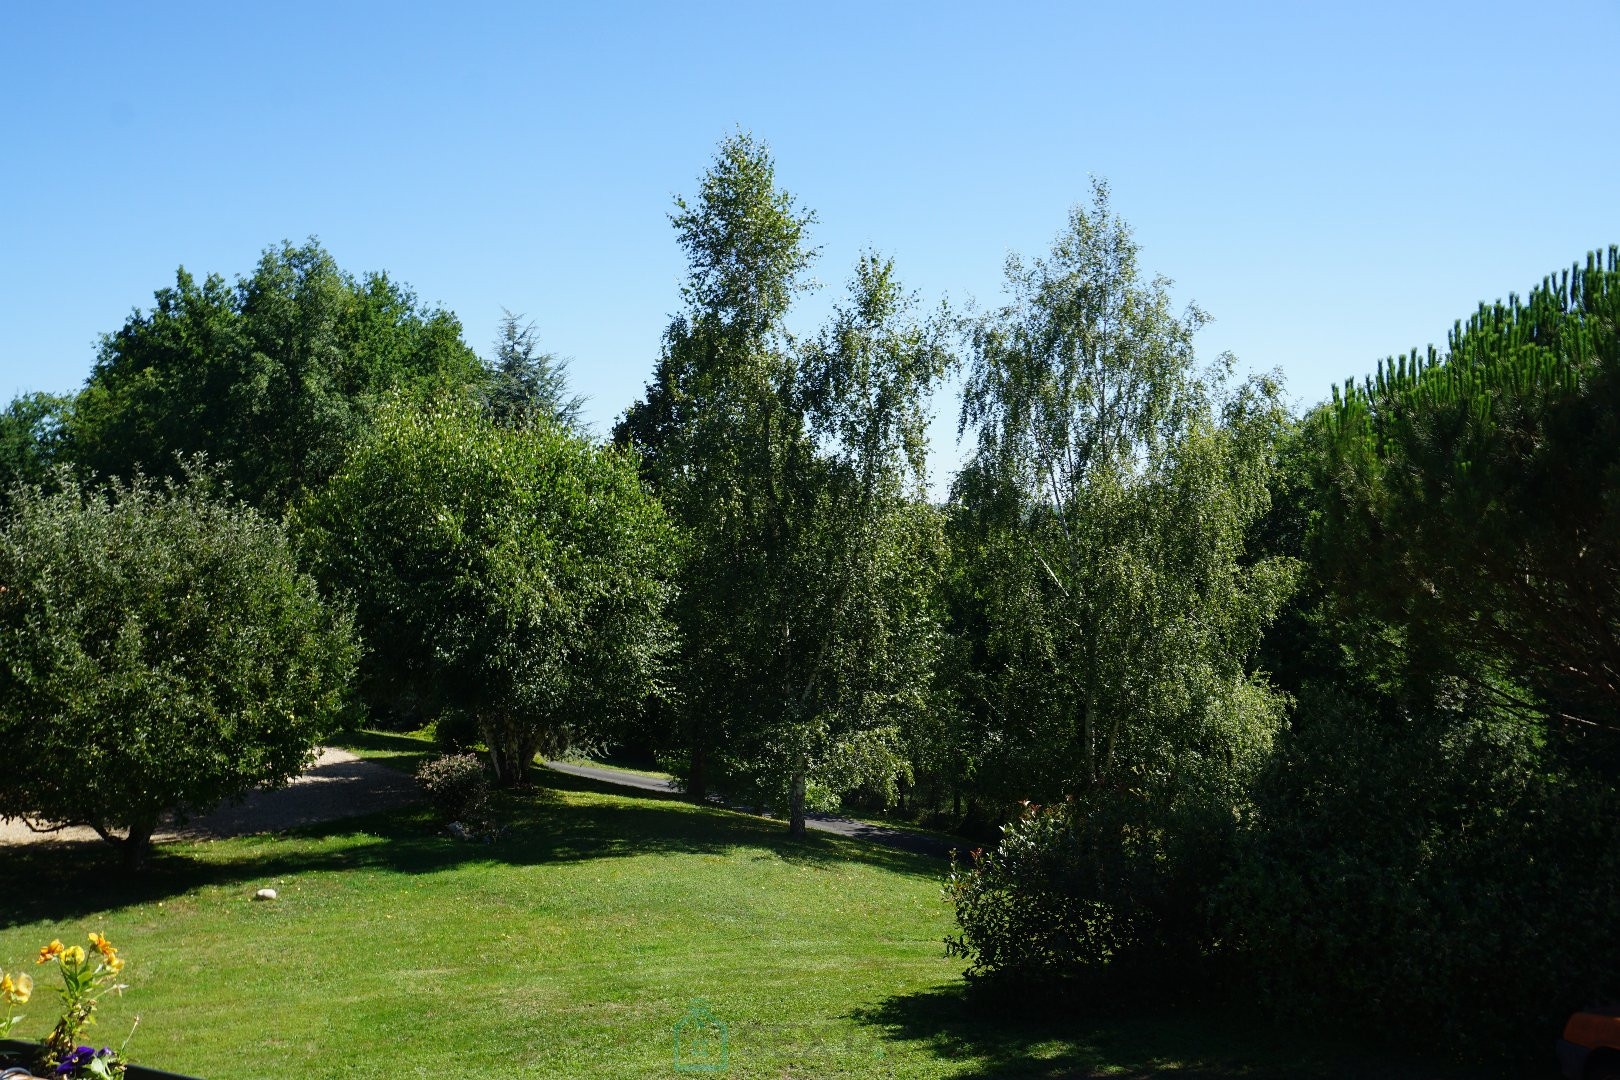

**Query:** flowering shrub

left=416, top=752, right=492, bottom=826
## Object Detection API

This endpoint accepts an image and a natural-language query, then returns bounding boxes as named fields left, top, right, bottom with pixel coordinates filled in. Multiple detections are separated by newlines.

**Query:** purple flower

left=54, top=1046, right=96, bottom=1075
left=53, top=1046, right=114, bottom=1076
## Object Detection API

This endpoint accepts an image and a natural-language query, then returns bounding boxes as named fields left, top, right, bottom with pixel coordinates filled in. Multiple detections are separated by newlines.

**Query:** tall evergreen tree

left=483, top=310, right=586, bottom=430
left=1320, top=246, right=1620, bottom=748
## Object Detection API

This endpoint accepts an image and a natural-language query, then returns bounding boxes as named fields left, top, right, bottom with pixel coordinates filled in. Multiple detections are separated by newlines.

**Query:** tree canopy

left=0, top=470, right=356, bottom=868
left=68, top=240, right=484, bottom=512
left=297, top=400, right=677, bottom=784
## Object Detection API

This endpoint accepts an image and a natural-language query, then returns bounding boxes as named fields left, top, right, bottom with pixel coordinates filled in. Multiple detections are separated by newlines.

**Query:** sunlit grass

left=0, top=733, right=1494, bottom=1078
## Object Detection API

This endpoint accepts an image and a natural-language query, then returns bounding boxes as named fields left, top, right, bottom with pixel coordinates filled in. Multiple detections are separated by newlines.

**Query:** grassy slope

left=0, top=733, right=1488, bottom=1079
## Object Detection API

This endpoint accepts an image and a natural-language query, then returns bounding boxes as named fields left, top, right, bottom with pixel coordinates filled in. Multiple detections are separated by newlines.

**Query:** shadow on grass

left=327, top=728, right=438, bottom=775
left=852, top=983, right=1513, bottom=1080
left=0, top=763, right=945, bottom=930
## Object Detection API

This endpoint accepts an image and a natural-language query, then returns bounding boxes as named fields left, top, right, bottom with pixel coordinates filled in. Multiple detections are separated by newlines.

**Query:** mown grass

left=0, top=734, right=1496, bottom=1078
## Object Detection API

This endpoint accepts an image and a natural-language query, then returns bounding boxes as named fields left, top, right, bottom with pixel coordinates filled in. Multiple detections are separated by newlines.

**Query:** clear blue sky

left=5, top=1, right=1618, bottom=482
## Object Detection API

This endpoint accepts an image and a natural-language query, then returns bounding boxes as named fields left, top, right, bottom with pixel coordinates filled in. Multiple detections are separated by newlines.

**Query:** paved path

left=2, top=750, right=953, bottom=859
left=0, top=747, right=418, bottom=848
left=545, top=760, right=954, bottom=858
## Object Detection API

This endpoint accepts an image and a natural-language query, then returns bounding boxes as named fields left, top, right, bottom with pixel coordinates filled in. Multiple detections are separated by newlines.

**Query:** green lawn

left=0, top=734, right=1490, bottom=1078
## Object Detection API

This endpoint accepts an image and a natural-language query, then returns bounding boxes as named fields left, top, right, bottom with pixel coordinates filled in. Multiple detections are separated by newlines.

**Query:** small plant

left=33, top=933, right=133, bottom=1078
left=416, top=752, right=491, bottom=827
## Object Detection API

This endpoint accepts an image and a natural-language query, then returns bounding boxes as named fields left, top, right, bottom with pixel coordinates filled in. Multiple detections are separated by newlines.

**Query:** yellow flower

left=1, top=973, right=31, bottom=1005
left=104, top=954, right=124, bottom=974
left=60, top=945, right=85, bottom=965
left=36, top=940, right=63, bottom=964
left=88, top=932, right=117, bottom=960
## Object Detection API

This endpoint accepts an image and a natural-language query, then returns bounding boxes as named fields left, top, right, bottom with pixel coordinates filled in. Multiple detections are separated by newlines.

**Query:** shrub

left=946, top=789, right=1237, bottom=999
left=0, top=471, right=356, bottom=870
left=433, top=709, right=482, bottom=754
left=415, top=753, right=491, bottom=825
left=1219, top=689, right=1620, bottom=1062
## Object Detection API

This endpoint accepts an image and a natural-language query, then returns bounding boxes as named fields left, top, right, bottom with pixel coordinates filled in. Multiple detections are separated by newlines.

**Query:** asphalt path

left=544, top=760, right=955, bottom=858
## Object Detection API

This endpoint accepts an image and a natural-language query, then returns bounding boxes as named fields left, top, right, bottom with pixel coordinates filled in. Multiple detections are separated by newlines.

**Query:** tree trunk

left=789, top=771, right=807, bottom=837
left=688, top=744, right=708, bottom=803
left=484, top=715, right=536, bottom=788
left=120, top=813, right=157, bottom=873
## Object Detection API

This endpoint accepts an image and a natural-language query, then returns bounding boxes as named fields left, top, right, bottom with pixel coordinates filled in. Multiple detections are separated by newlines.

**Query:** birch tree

left=618, top=136, right=950, bottom=833
left=958, top=178, right=1294, bottom=806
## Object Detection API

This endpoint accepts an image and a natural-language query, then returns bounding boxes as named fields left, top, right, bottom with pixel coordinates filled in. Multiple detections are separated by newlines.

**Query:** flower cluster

left=33, top=932, right=132, bottom=1079
left=0, top=964, right=33, bottom=1038
left=85, top=935, right=123, bottom=975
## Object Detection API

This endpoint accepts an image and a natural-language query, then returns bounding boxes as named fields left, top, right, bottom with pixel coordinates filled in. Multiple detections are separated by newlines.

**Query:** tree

left=616, top=132, right=818, bottom=805
left=618, top=136, right=950, bottom=834
left=958, top=179, right=1293, bottom=802
left=1219, top=247, right=1620, bottom=1063
left=483, top=310, right=587, bottom=430
left=297, top=400, right=677, bottom=784
left=1319, top=246, right=1620, bottom=748
left=948, top=181, right=1295, bottom=980
left=737, top=255, right=953, bottom=834
left=0, top=392, right=71, bottom=496
left=68, top=240, right=484, bottom=513
left=0, top=470, right=356, bottom=870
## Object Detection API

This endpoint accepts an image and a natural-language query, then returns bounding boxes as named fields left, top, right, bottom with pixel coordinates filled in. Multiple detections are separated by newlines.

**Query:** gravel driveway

left=0, top=747, right=418, bottom=849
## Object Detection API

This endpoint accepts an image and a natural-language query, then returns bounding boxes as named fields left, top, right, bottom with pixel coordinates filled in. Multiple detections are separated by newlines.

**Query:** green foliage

left=618, top=135, right=950, bottom=829
left=0, top=393, right=71, bottom=497
left=482, top=310, right=586, bottom=430
left=946, top=182, right=1295, bottom=983
left=1227, top=247, right=1620, bottom=1067
left=947, top=796, right=1235, bottom=993
left=1221, top=689, right=1620, bottom=1061
left=0, top=471, right=356, bottom=868
left=432, top=709, right=483, bottom=754
left=67, top=240, right=483, bottom=512
left=1316, top=246, right=1620, bottom=740
left=414, top=752, right=491, bottom=825
left=296, top=400, right=677, bottom=784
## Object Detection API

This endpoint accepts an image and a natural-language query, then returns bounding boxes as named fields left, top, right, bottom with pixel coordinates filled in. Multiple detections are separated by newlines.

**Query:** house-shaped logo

left=673, top=999, right=728, bottom=1072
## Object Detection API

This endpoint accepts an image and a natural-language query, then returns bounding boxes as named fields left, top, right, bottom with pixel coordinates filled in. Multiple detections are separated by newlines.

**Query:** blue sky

left=5, top=1, right=1618, bottom=483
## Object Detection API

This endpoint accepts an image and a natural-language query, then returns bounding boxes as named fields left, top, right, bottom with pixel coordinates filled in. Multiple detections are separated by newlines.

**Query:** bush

left=433, top=709, right=482, bottom=754
left=946, top=790, right=1236, bottom=999
left=0, top=471, right=356, bottom=870
left=1219, top=689, right=1620, bottom=1062
left=415, top=753, right=491, bottom=825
